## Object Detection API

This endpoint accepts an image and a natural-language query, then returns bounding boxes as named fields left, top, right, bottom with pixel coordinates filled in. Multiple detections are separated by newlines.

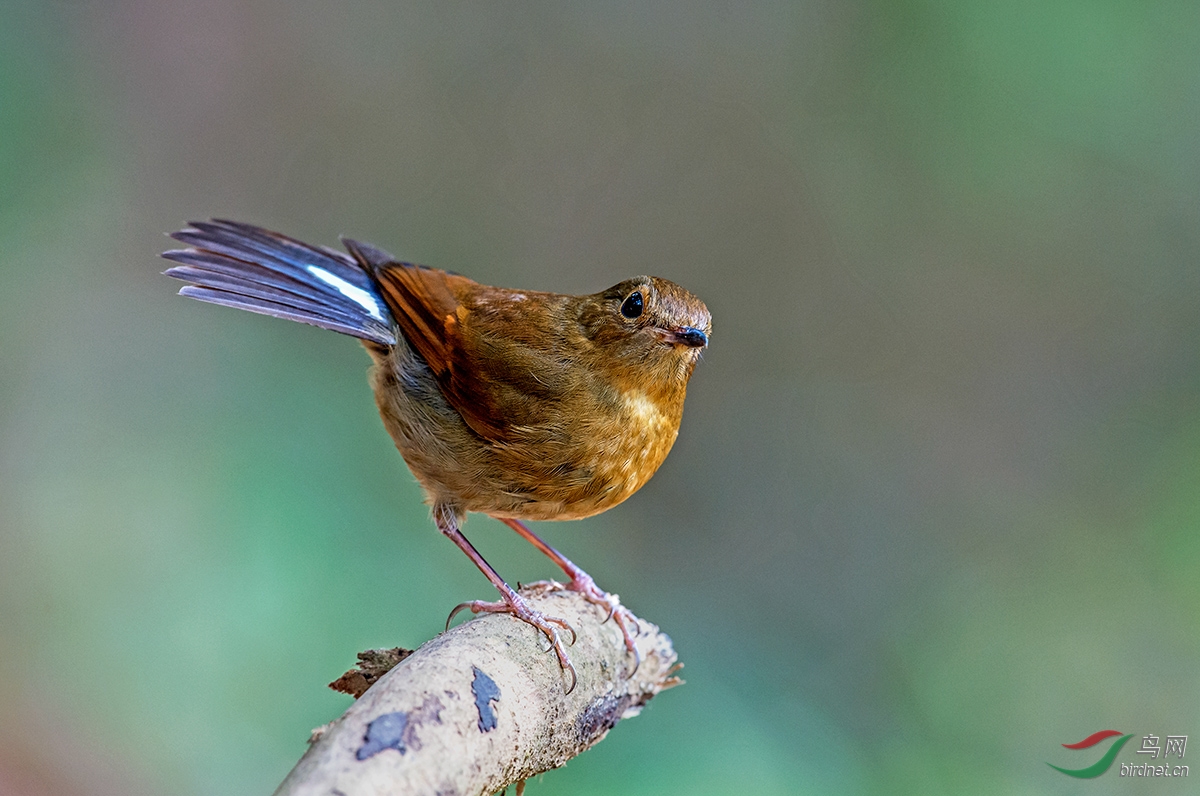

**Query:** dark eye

left=620, top=291, right=644, bottom=319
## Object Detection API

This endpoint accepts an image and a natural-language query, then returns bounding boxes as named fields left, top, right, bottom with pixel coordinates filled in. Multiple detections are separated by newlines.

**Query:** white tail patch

left=307, top=265, right=385, bottom=321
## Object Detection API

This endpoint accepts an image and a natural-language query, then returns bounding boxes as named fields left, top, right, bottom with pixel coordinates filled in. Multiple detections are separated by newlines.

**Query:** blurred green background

left=2, top=1, right=1198, bottom=793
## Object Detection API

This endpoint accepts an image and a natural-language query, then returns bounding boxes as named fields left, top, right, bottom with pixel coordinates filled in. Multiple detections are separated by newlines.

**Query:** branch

left=274, top=584, right=681, bottom=796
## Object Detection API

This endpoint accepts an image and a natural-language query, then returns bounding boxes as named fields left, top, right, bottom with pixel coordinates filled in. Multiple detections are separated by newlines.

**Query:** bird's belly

left=492, top=391, right=683, bottom=521
left=371, top=343, right=682, bottom=521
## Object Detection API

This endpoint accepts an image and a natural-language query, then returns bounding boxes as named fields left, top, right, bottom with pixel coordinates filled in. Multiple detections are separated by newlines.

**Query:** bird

left=162, top=220, right=710, bottom=691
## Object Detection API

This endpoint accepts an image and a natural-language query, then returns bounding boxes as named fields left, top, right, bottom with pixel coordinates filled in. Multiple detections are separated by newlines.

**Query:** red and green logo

left=1048, top=730, right=1134, bottom=778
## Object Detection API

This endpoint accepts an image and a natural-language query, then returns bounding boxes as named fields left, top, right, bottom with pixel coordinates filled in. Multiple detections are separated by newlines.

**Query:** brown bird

left=162, top=220, right=710, bottom=690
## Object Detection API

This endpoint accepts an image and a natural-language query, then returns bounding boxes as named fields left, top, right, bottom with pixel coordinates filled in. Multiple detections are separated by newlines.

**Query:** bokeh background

left=2, top=2, right=1198, bottom=794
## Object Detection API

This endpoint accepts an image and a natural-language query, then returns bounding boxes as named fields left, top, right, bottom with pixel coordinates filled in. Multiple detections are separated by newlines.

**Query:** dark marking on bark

left=575, top=694, right=633, bottom=746
left=471, top=666, right=501, bottom=732
left=356, top=695, right=445, bottom=760
left=357, top=712, right=408, bottom=759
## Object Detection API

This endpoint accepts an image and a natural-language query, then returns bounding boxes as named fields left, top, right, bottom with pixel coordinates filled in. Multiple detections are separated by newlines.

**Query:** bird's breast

left=620, top=389, right=671, bottom=428
left=567, top=386, right=683, bottom=513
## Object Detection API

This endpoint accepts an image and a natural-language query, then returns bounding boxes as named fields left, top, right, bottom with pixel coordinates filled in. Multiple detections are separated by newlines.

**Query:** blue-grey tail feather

left=162, top=219, right=397, bottom=346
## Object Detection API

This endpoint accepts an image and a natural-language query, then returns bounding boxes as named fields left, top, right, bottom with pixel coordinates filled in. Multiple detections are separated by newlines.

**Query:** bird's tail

left=162, top=219, right=398, bottom=346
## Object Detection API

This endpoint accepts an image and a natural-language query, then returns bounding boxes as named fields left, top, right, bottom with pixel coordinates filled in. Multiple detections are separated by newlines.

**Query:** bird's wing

left=367, top=256, right=576, bottom=443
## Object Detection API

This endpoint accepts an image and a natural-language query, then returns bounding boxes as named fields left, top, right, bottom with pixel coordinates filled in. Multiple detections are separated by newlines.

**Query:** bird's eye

left=620, top=291, right=644, bottom=319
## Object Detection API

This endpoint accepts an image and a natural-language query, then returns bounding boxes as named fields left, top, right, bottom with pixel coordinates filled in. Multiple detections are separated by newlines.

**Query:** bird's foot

left=446, top=592, right=578, bottom=693
left=528, top=570, right=642, bottom=673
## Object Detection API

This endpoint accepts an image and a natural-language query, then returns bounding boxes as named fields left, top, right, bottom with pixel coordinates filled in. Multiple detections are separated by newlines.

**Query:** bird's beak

left=669, top=326, right=708, bottom=348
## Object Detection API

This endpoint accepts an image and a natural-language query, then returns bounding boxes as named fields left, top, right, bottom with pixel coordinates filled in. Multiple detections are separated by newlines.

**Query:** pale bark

left=274, top=584, right=681, bottom=796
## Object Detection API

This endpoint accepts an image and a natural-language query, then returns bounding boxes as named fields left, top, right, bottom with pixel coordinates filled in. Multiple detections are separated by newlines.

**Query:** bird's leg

left=436, top=506, right=577, bottom=693
left=496, top=517, right=641, bottom=668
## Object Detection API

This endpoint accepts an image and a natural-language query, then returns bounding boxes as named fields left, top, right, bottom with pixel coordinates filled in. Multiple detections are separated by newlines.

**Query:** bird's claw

left=445, top=593, right=579, bottom=693
left=535, top=571, right=643, bottom=676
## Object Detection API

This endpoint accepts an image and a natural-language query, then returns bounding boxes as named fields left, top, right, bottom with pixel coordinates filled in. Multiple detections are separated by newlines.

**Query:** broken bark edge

left=274, top=584, right=681, bottom=796
left=328, top=647, right=415, bottom=701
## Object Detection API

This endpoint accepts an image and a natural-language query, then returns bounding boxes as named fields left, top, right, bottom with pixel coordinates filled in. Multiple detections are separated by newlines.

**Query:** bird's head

left=580, top=276, right=711, bottom=384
